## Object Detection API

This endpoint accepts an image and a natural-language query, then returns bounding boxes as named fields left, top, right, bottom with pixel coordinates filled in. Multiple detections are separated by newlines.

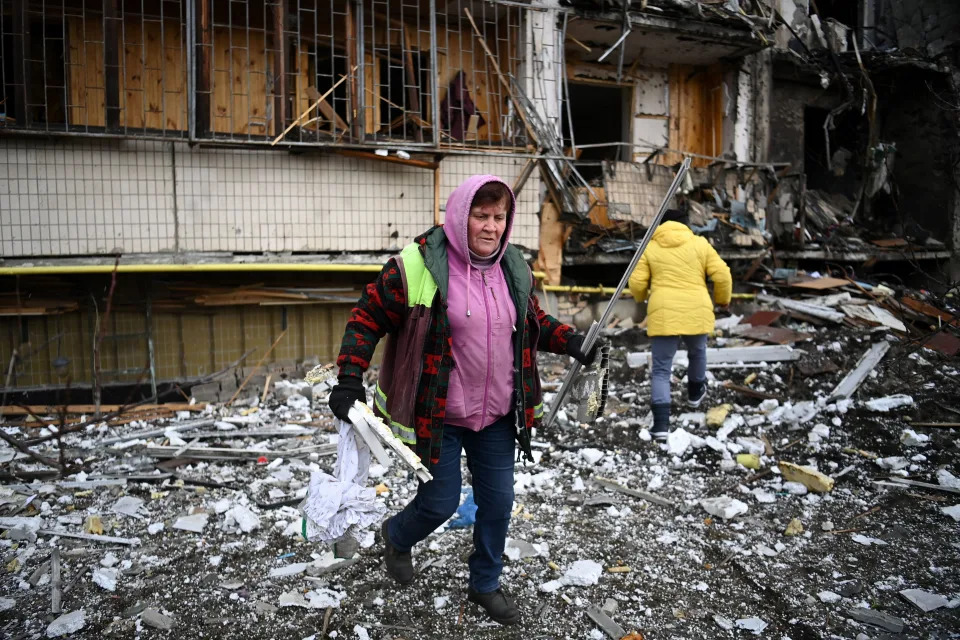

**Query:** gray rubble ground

left=1, top=315, right=959, bottom=640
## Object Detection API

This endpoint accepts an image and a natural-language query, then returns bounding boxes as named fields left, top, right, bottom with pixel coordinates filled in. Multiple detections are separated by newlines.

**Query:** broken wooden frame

left=0, top=0, right=565, bottom=153
left=348, top=400, right=432, bottom=483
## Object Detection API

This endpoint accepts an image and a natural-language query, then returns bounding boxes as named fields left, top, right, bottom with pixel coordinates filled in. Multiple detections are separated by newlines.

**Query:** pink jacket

left=443, top=175, right=518, bottom=431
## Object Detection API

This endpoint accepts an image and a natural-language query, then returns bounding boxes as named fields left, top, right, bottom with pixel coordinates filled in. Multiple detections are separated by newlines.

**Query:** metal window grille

left=1, top=0, right=568, bottom=155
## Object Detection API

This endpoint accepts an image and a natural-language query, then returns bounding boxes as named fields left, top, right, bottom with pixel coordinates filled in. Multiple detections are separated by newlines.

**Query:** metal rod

left=543, top=156, right=691, bottom=428
left=597, top=28, right=630, bottom=63
left=561, top=12, right=576, bottom=154
left=429, top=0, right=440, bottom=147
left=356, top=0, right=365, bottom=140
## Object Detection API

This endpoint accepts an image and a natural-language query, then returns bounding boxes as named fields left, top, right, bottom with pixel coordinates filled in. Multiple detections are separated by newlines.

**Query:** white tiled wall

left=0, top=138, right=543, bottom=256
left=0, top=139, right=176, bottom=255
left=175, top=149, right=435, bottom=253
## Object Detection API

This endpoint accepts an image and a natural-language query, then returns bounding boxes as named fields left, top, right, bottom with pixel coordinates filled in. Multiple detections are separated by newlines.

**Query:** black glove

left=328, top=376, right=366, bottom=422
left=566, top=334, right=598, bottom=366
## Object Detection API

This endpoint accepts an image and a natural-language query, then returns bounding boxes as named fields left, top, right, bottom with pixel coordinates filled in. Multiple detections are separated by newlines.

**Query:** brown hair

left=472, top=182, right=510, bottom=209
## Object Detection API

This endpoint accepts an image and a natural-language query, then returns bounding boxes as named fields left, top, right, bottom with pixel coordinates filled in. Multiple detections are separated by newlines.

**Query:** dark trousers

left=386, top=413, right=516, bottom=593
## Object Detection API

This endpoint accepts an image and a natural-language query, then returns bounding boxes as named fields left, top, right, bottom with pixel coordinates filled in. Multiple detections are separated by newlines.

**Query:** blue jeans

left=651, top=334, right=707, bottom=405
left=386, top=413, right=516, bottom=593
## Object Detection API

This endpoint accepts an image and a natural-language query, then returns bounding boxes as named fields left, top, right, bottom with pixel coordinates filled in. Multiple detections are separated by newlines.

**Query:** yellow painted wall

left=0, top=304, right=360, bottom=389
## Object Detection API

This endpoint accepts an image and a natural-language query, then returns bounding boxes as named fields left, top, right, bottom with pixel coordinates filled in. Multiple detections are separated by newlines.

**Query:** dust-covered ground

left=2, top=312, right=959, bottom=640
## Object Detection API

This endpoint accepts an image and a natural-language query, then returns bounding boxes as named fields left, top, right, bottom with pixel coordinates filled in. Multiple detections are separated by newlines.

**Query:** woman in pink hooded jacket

left=329, top=176, right=596, bottom=625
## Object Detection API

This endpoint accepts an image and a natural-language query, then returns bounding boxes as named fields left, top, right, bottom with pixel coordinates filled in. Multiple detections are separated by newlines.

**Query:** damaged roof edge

left=572, top=8, right=774, bottom=48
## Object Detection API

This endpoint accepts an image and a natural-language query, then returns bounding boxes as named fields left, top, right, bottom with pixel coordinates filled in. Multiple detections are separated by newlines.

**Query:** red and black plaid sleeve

left=336, top=258, right=407, bottom=379
left=532, top=293, right=575, bottom=354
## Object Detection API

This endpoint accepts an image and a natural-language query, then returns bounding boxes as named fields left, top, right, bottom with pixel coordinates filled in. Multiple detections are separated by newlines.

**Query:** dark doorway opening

left=563, top=82, right=630, bottom=181
left=803, top=106, right=861, bottom=195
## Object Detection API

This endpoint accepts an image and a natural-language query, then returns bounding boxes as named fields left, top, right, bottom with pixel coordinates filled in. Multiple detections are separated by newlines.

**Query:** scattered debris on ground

left=1, top=276, right=959, bottom=639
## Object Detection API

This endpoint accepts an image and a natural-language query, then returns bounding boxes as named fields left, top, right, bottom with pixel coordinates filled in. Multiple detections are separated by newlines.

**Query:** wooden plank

left=593, top=476, right=673, bottom=508
left=333, top=149, right=438, bottom=170
left=791, top=277, right=850, bottom=290
left=585, top=186, right=614, bottom=229
left=740, top=325, right=812, bottom=345
left=0, top=403, right=207, bottom=417
left=900, top=296, right=959, bottom=327
left=272, top=0, right=288, bottom=137
left=722, top=381, right=780, bottom=400
left=67, top=17, right=106, bottom=127
left=757, top=294, right=846, bottom=322
left=870, top=238, right=908, bottom=248
left=532, top=200, right=566, bottom=286
left=121, top=20, right=145, bottom=128
left=117, top=18, right=187, bottom=131
left=463, top=8, right=536, bottom=144
left=38, top=529, right=140, bottom=545
left=144, top=444, right=336, bottom=460
left=314, top=94, right=348, bottom=131
left=196, top=0, right=212, bottom=134
left=346, top=1, right=359, bottom=139
left=212, top=27, right=269, bottom=135
left=402, top=25, right=423, bottom=142
left=743, top=310, right=784, bottom=326
left=829, top=341, right=890, bottom=400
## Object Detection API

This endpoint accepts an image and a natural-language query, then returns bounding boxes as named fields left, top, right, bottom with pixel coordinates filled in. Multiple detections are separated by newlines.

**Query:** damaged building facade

left=0, top=0, right=957, bottom=398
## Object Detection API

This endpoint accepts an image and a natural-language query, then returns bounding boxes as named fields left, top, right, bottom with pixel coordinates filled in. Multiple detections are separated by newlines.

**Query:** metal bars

left=0, top=0, right=565, bottom=153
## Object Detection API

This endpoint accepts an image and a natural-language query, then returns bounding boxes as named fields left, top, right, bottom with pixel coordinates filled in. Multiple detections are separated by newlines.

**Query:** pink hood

left=442, top=175, right=518, bottom=431
left=443, top=174, right=516, bottom=270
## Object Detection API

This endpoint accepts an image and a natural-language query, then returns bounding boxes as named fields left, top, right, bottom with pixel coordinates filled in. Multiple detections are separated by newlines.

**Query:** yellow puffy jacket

left=628, top=221, right=732, bottom=336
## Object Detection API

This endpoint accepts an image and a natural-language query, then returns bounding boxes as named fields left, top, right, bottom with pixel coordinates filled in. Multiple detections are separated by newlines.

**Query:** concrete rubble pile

left=1, top=278, right=959, bottom=639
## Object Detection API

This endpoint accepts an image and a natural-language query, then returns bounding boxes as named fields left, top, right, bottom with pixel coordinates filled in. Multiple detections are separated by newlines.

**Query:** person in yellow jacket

left=628, top=209, right=732, bottom=440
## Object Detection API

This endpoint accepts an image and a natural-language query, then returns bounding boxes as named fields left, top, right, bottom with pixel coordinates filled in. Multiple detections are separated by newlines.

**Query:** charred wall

left=876, top=69, right=956, bottom=240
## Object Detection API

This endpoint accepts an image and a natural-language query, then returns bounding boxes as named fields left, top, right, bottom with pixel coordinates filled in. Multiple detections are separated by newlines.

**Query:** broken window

left=0, top=0, right=562, bottom=153
left=0, top=9, right=67, bottom=127
left=563, top=82, right=630, bottom=180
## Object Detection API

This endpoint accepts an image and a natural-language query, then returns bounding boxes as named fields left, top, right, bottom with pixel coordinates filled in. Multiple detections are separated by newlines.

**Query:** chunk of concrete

left=190, top=382, right=221, bottom=403
left=224, top=505, right=261, bottom=533
left=47, top=610, right=86, bottom=637
left=700, top=496, right=749, bottom=520
left=173, top=513, right=209, bottom=533
left=269, top=562, right=309, bottom=578
left=92, top=568, right=118, bottom=592
left=900, top=588, right=950, bottom=612
left=141, top=608, right=174, bottom=630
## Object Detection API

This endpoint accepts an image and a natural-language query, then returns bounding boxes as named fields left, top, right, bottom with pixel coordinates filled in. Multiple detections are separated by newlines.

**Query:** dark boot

left=381, top=519, right=413, bottom=584
left=467, top=586, right=520, bottom=625
left=687, top=380, right=707, bottom=408
left=651, top=403, right=671, bottom=440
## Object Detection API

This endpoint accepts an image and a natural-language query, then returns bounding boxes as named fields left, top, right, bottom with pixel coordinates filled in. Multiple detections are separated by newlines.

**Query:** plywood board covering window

left=65, top=15, right=187, bottom=132
left=667, top=64, right=724, bottom=167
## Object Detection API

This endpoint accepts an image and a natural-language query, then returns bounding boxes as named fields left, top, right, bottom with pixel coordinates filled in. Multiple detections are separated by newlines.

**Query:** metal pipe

left=597, top=28, right=630, bottom=63
left=0, top=264, right=386, bottom=275
left=541, top=285, right=756, bottom=299
left=429, top=0, right=441, bottom=148
left=356, top=0, right=365, bottom=142
left=0, top=262, right=547, bottom=279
